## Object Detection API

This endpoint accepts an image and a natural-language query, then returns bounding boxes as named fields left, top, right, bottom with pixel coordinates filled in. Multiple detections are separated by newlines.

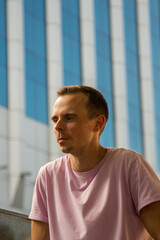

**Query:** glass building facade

left=0, top=0, right=7, bottom=107
left=149, top=0, right=160, bottom=170
left=123, top=0, right=143, bottom=154
left=1, top=0, right=160, bottom=215
left=94, top=0, right=114, bottom=147
left=24, top=0, right=48, bottom=124
left=61, top=0, right=81, bottom=86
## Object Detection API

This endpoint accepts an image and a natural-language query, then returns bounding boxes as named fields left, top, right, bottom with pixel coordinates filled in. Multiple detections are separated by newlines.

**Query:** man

left=29, top=85, right=160, bottom=240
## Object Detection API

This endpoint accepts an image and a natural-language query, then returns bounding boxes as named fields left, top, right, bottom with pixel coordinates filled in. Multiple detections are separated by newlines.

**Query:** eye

left=51, top=117, right=58, bottom=124
left=65, top=116, right=72, bottom=121
left=64, top=114, right=76, bottom=121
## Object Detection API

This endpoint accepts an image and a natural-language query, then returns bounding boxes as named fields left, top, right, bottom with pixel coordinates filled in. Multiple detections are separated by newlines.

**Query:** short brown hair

left=57, top=85, right=109, bottom=123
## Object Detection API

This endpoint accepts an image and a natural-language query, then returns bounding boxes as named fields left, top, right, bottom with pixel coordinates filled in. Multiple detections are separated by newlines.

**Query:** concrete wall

left=0, top=208, right=31, bottom=240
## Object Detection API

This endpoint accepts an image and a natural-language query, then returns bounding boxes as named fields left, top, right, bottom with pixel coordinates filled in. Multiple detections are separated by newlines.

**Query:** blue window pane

left=0, top=68, right=7, bottom=107
left=36, top=84, right=48, bottom=123
left=24, top=0, right=32, bottom=12
left=24, top=0, right=45, bottom=20
left=61, top=0, right=82, bottom=85
left=149, top=0, right=160, bottom=171
left=62, top=0, right=79, bottom=15
left=150, top=0, right=159, bottom=17
left=34, top=19, right=46, bottom=56
left=123, top=0, right=143, bottom=155
left=0, top=37, right=7, bottom=65
left=94, top=0, right=114, bottom=147
left=33, top=0, right=45, bottom=20
left=24, top=14, right=33, bottom=51
left=26, top=52, right=35, bottom=79
left=63, top=36, right=71, bottom=72
left=35, top=57, right=46, bottom=84
left=0, top=1, right=6, bottom=36
left=24, top=0, right=48, bottom=124
left=0, top=0, right=7, bottom=107
left=26, top=79, right=35, bottom=118
left=64, top=71, right=81, bottom=86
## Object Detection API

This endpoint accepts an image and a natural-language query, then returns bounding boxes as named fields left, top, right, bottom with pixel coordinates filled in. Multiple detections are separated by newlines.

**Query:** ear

left=94, top=115, right=106, bottom=133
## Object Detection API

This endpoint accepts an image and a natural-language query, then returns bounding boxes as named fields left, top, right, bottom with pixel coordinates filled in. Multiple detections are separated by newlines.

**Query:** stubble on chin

left=59, top=145, right=72, bottom=154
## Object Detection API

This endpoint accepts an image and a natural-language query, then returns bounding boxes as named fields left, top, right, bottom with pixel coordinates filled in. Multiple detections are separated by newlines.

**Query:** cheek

left=68, top=124, right=83, bottom=136
left=78, top=124, right=90, bottom=136
left=67, top=122, right=90, bottom=136
left=53, top=126, right=60, bottom=136
left=68, top=122, right=79, bottom=130
left=53, top=126, right=56, bottom=133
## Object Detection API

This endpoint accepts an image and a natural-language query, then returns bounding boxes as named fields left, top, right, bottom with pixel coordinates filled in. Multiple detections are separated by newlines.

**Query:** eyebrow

left=51, top=113, right=78, bottom=121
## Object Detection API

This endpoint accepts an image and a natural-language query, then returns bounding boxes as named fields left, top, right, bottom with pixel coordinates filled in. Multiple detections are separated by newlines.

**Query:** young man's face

left=51, top=93, right=98, bottom=156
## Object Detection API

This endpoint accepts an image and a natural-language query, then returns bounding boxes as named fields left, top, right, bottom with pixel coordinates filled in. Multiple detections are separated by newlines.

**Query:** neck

left=70, top=145, right=107, bottom=172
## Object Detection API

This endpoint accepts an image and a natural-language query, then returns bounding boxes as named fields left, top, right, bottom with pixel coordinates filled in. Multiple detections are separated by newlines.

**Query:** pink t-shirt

left=29, top=148, right=160, bottom=240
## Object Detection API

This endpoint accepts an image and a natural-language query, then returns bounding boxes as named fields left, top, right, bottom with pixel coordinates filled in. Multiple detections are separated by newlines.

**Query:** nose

left=54, top=119, right=64, bottom=132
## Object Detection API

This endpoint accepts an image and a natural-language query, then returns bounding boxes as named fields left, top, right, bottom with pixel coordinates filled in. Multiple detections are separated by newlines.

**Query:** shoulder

left=38, top=155, right=69, bottom=179
left=107, top=147, right=159, bottom=182
left=106, top=147, right=151, bottom=174
left=32, top=156, right=70, bottom=197
left=107, top=147, right=141, bottom=163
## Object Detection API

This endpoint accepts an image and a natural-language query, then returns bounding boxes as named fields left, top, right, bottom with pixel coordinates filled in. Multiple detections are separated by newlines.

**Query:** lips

left=58, top=138, right=67, bottom=141
left=58, top=137, right=70, bottom=143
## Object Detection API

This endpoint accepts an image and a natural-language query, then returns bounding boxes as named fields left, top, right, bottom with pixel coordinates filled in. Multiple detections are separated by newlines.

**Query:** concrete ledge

left=0, top=208, right=31, bottom=240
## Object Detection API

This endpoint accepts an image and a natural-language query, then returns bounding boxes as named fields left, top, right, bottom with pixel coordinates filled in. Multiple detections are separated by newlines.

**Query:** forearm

left=31, top=220, right=49, bottom=240
left=140, top=201, right=160, bottom=240
left=154, top=233, right=160, bottom=240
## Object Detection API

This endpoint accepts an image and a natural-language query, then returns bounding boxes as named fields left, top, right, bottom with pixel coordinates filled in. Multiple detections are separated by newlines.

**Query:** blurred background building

left=0, top=0, right=160, bottom=214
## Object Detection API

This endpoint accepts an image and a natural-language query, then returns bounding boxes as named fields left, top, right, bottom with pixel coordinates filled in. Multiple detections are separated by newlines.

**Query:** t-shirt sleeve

left=129, top=153, right=160, bottom=214
left=29, top=166, right=48, bottom=223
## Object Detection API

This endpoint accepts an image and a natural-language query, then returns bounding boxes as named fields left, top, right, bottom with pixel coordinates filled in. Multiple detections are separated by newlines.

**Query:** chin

left=60, top=146, right=72, bottom=154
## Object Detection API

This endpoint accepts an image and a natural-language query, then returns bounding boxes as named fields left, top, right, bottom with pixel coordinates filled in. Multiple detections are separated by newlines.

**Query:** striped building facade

left=0, top=0, right=160, bottom=213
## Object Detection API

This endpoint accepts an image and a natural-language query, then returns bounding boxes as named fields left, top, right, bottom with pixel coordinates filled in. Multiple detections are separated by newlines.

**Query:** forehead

left=53, top=93, right=88, bottom=114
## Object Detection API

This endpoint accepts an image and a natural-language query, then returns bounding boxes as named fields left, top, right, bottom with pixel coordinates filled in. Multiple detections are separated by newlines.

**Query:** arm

left=31, top=220, right=49, bottom=240
left=140, top=201, right=160, bottom=240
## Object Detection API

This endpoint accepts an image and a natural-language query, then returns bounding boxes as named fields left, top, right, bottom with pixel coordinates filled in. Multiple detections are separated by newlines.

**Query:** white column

left=136, top=0, right=157, bottom=169
left=7, top=0, right=25, bottom=204
left=45, top=0, right=63, bottom=160
left=0, top=107, right=8, bottom=209
left=110, top=0, right=128, bottom=148
left=79, top=0, right=97, bottom=87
